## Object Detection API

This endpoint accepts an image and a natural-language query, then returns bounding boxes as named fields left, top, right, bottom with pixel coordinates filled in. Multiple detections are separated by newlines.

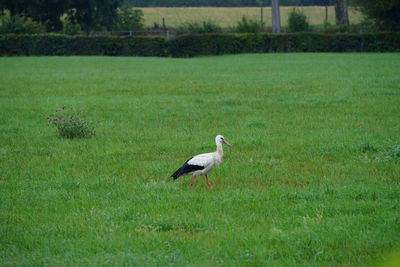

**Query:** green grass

left=0, top=54, right=400, bottom=266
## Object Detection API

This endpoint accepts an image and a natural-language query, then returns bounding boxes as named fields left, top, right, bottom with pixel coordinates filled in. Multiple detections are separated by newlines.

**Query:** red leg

left=205, top=174, right=214, bottom=191
left=188, top=176, right=197, bottom=189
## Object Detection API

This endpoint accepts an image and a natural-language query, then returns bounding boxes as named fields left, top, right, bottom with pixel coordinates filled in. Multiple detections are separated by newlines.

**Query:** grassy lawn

left=0, top=54, right=399, bottom=266
left=140, top=6, right=362, bottom=28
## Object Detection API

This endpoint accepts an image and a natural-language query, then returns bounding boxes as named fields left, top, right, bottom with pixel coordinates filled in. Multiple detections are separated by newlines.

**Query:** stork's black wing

left=170, top=157, right=204, bottom=180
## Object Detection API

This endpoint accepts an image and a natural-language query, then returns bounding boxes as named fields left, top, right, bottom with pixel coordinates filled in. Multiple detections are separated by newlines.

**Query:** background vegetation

left=1, top=32, right=399, bottom=57
left=351, top=0, right=400, bottom=31
left=140, top=6, right=360, bottom=29
left=124, top=0, right=334, bottom=7
left=1, top=0, right=399, bottom=33
left=286, top=8, right=309, bottom=32
left=0, top=0, right=123, bottom=32
left=1, top=54, right=399, bottom=266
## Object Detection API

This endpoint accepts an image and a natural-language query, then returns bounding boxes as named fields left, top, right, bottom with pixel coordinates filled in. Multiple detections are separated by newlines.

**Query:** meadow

left=140, top=6, right=363, bottom=28
left=1, top=54, right=400, bottom=266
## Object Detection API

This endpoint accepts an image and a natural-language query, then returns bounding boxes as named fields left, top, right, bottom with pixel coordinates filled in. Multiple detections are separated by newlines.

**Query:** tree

left=352, top=0, right=400, bottom=31
left=114, top=8, right=144, bottom=31
left=0, top=0, right=69, bottom=31
left=0, top=10, right=45, bottom=33
left=271, top=0, right=281, bottom=33
left=334, top=0, right=349, bottom=25
left=0, top=0, right=124, bottom=32
left=67, top=0, right=123, bottom=32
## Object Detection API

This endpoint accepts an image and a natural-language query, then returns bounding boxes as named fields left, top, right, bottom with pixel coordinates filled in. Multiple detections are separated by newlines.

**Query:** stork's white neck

left=216, top=142, right=223, bottom=155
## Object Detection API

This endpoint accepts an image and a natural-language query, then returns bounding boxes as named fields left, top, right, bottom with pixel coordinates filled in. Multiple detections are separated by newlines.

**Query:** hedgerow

left=1, top=32, right=399, bottom=57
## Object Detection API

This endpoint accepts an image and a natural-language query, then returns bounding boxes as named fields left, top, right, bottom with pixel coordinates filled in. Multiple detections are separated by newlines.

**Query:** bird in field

left=170, top=135, right=232, bottom=191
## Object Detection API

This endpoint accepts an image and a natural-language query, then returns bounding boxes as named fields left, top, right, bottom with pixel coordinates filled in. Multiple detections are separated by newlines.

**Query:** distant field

left=1, top=54, right=400, bottom=266
left=140, top=6, right=363, bottom=28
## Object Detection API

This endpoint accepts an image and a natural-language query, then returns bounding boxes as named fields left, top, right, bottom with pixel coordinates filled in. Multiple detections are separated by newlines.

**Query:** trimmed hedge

left=1, top=32, right=400, bottom=57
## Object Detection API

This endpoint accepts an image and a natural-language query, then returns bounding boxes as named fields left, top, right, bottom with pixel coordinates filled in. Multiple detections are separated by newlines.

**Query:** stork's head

left=216, top=135, right=232, bottom=147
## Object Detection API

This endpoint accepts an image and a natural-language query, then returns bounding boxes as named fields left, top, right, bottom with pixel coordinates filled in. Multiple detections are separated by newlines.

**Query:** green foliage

left=113, top=8, right=144, bottom=31
left=0, top=10, right=45, bottom=34
left=123, top=0, right=331, bottom=7
left=0, top=0, right=124, bottom=32
left=61, top=15, right=82, bottom=35
left=66, top=0, right=124, bottom=32
left=287, top=8, right=309, bottom=32
left=323, top=22, right=351, bottom=33
left=168, top=34, right=238, bottom=57
left=352, top=0, right=400, bottom=31
left=358, top=142, right=378, bottom=153
left=322, top=20, right=381, bottom=34
left=1, top=32, right=400, bottom=57
left=47, top=106, right=96, bottom=139
left=0, top=0, right=70, bottom=31
left=388, top=144, right=400, bottom=160
left=378, top=144, right=400, bottom=162
left=177, top=20, right=222, bottom=34
left=235, top=16, right=263, bottom=33
left=362, top=143, right=400, bottom=163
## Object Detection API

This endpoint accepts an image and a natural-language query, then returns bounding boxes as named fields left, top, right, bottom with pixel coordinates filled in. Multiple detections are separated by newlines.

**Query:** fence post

left=325, top=5, right=328, bottom=24
left=260, top=7, right=264, bottom=27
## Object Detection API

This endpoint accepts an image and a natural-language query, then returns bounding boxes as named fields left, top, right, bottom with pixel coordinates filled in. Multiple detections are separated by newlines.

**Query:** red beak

left=223, top=139, right=232, bottom=147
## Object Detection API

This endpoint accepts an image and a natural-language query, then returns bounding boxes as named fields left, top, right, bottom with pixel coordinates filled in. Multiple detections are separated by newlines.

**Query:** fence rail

left=89, top=29, right=175, bottom=37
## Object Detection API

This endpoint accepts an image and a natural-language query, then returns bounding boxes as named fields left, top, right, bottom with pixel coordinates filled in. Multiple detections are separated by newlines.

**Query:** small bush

left=236, top=16, right=263, bottom=33
left=47, top=106, right=96, bottom=139
left=359, top=142, right=378, bottom=153
left=62, top=16, right=82, bottom=35
left=0, top=10, right=45, bottom=34
left=387, top=144, right=400, bottom=160
left=323, top=20, right=380, bottom=34
left=323, top=22, right=353, bottom=33
left=177, top=20, right=222, bottom=34
left=113, top=8, right=144, bottom=31
left=287, top=8, right=309, bottom=33
left=366, top=144, right=400, bottom=163
left=356, top=20, right=381, bottom=33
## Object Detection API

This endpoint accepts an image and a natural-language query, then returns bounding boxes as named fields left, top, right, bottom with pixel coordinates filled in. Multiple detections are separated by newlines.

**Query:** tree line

left=0, top=0, right=123, bottom=31
left=124, top=0, right=334, bottom=7
left=0, top=0, right=398, bottom=32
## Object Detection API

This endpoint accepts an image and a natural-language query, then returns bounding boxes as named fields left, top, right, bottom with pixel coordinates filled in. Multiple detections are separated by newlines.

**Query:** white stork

left=171, top=135, right=232, bottom=191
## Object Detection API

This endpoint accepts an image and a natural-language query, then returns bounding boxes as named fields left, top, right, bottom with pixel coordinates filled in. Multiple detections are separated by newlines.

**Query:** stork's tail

left=171, top=157, right=203, bottom=180
left=170, top=168, right=183, bottom=180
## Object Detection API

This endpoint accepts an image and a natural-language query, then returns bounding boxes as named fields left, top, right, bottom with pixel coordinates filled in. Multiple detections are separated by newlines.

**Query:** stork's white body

left=171, top=135, right=232, bottom=190
left=186, top=148, right=223, bottom=177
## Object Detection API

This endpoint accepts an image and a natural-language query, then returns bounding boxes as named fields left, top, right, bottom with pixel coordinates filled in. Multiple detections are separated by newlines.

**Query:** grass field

left=1, top=54, right=400, bottom=266
left=140, top=6, right=363, bottom=28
